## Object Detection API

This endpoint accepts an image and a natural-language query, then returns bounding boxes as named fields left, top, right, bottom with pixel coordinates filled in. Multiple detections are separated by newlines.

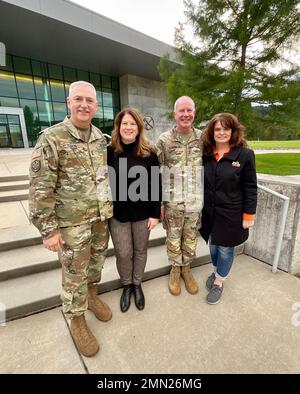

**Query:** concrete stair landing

left=0, top=221, right=228, bottom=321
left=0, top=174, right=29, bottom=202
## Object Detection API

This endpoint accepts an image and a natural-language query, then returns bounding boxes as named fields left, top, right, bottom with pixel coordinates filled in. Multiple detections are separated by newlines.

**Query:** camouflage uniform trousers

left=164, top=206, right=200, bottom=266
left=58, top=219, right=109, bottom=319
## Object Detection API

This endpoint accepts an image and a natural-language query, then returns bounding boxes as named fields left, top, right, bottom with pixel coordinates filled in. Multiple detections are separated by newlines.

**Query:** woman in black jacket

left=200, top=113, right=257, bottom=305
left=107, top=107, right=161, bottom=313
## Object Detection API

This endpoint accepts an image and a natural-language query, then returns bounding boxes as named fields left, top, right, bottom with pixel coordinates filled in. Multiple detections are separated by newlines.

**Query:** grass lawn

left=249, top=140, right=300, bottom=149
left=255, top=153, right=300, bottom=175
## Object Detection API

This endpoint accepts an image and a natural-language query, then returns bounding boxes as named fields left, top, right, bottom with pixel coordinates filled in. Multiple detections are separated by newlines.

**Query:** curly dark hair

left=203, top=113, right=248, bottom=154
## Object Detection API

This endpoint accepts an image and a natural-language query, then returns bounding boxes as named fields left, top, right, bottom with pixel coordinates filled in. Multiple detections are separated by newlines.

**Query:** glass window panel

left=51, top=120, right=61, bottom=126
left=48, top=63, right=63, bottom=80
left=20, top=99, right=38, bottom=119
left=96, top=106, right=103, bottom=118
left=28, top=134, right=38, bottom=147
left=99, top=118, right=104, bottom=128
left=9, top=124, right=24, bottom=148
left=0, top=96, right=19, bottom=107
left=92, top=117, right=104, bottom=129
left=104, top=107, right=114, bottom=120
left=0, top=114, right=7, bottom=123
left=90, top=73, right=100, bottom=89
left=33, top=120, right=42, bottom=136
left=31, top=60, right=48, bottom=78
left=0, top=124, right=10, bottom=147
left=63, top=67, right=77, bottom=82
left=53, top=102, right=67, bottom=122
left=0, top=71, right=18, bottom=97
left=111, top=77, right=119, bottom=90
left=0, top=54, right=13, bottom=71
left=102, top=125, right=114, bottom=135
left=113, top=107, right=120, bottom=117
left=92, top=118, right=99, bottom=129
left=96, top=90, right=103, bottom=106
left=64, top=82, right=70, bottom=98
left=101, top=75, right=111, bottom=89
left=104, top=119, right=113, bottom=127
left=15, top=74, right=35, bottom=99
left=7, top=115, right=20, bottom=125
left=37, top=100, right=53, bottom=128
left=13, top=56, right=31, bottom=74
left=34, top=77, right=51, bottom=101
left=50, top=79, right=66, bottom=102
left=103, top=107, right=114, bottom=130
left=112, top=90, right=120, bottom=108
left=103, top=91, right=113, bottom=107
left=77, top=70, right=89, bottom=81
left=20, top=99, right=40, bottom=145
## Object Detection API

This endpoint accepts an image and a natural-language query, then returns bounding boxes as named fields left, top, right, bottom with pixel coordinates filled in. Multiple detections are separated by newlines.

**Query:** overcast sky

left=69, top=1, right=299, bottom=68
left=69, top=0, right=186, bottom=46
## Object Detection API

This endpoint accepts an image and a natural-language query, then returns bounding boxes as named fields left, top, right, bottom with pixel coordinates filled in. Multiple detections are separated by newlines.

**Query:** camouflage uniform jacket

left=156, top=126, right=204, bottom=211
left=29, top=117, right=113, bottom=239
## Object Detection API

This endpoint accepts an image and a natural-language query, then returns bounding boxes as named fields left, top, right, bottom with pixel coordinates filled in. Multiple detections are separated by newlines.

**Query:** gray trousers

left=109, top=218, right=150, bottom=285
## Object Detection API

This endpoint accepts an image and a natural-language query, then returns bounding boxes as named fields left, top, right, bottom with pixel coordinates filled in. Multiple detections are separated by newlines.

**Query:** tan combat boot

left=181, top=264, right=199, bottom=294
left=88, top=284, right=112, bottom=321
left=168, top=265, right=181, bottom=296
left=70, top=314, right=99, bottom=357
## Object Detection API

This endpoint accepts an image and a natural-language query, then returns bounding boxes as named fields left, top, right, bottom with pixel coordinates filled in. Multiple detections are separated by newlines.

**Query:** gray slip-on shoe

left=206, top=284, right=223, bottom=305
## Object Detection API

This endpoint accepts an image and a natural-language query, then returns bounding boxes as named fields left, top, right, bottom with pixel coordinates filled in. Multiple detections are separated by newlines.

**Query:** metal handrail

left=103, top=133, right=111, bottom=141
left=257, top=184, right=290, bottom=273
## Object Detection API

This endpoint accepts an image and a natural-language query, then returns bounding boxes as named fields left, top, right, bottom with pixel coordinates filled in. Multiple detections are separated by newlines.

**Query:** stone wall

left=245, top=175, right=300, bottom=274
left=120, top=74, right=173, bottom=143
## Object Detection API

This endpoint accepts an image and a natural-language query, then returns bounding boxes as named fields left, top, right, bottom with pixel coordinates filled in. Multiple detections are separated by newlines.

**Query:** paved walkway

left=0, top=148, right=300, bottom=177
left=0, top=149, right=32, bottom=176
left=0, top=255, right=300, bottom=373
left=255, top=149, right=300, bottom=154
left=0, top=200, right=29, bottom=229
left=0, top=147, right=300, bottom=373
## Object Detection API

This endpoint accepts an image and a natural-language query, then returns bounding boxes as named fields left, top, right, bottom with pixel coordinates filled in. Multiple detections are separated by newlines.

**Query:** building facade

left=0, top=54, right=120, bottom=147
left=0, top=0, right=177, bottom=148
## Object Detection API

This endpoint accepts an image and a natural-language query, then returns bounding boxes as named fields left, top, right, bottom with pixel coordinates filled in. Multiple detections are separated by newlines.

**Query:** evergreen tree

left=159, top=0, right=300, bottom=139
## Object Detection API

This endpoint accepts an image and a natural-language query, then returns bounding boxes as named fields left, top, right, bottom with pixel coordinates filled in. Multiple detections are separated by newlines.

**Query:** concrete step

left=0, top=174, right=28, bottom=182
left=0, top=244, right=58, bottom=281
left=0, top=222, right=166, bottom=252
left=0, top=189, right=29, bottom=202
left=0, top=239, right=217, bottom=321
left=0, top=224, right=41, bottom=252
left=0, top=224, right=167, bottom=280
left=0, top=180, right=29, bottom=192
left=0, top=201, right=30, bottom=230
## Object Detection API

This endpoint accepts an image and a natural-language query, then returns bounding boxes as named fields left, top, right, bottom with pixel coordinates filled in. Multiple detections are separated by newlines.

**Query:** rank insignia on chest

left=232, top=161, right=240, bottom=167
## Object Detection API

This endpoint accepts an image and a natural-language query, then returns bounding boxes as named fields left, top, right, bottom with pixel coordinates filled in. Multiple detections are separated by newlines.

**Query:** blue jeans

left=209, top=243, right=235, bottom=281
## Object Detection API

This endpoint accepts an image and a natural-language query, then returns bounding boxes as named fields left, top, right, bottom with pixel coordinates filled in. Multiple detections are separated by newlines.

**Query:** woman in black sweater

left=107, top=107, right=161, bottom=312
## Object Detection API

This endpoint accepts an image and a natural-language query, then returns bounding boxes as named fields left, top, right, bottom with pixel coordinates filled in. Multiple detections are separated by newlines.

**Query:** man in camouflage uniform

left=29, top=81, right=113, bottom=357
left=156, top=96, right=203, bottom=296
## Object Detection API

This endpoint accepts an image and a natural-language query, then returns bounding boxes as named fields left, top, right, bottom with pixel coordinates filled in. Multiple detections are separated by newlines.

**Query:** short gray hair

left=173, top=96, right=195, bottom=112
left=68, top=81, right=97, bottom=98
